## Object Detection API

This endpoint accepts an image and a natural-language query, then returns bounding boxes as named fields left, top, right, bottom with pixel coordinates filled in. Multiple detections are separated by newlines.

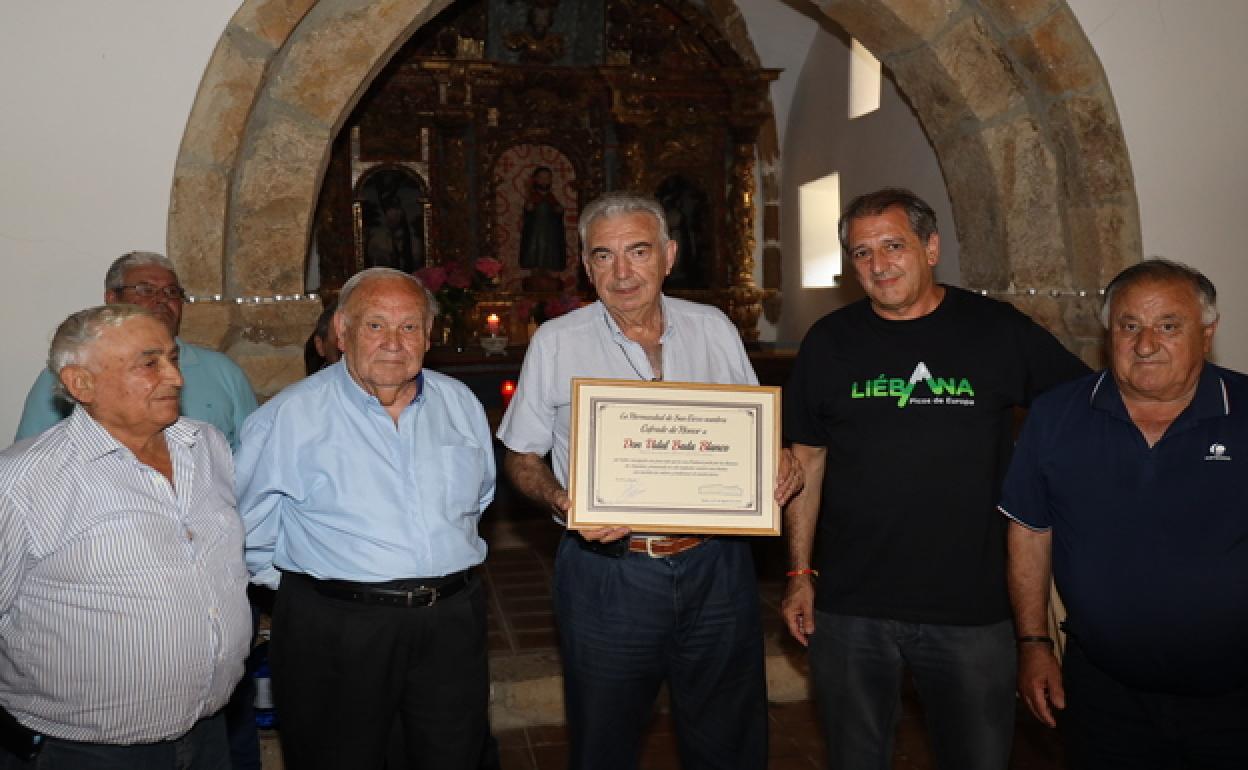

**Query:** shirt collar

left=64, top=404, right=200, bottom=462
left=334, top=358, right=425, bottom=413
left=174, top=338, right=197, bottom=366
left=595, top=295, right=674, bottom=343
left=1090, top=361, right=1229, bottom=422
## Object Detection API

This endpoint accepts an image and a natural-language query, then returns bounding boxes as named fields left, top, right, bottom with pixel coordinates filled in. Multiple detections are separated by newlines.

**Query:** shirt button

left=209, top=608, right=220, bottom=619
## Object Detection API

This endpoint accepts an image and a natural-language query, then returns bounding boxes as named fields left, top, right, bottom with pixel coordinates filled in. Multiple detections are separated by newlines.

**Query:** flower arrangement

left=512, top=293, right=585, bottom=328
left=415, top=257, right=503, bottom=347
left=415, top=257, right=503, bottom=316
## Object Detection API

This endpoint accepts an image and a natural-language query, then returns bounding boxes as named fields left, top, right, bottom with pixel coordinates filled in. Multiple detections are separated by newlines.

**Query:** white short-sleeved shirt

left=497, top=296, right=757, bottom=489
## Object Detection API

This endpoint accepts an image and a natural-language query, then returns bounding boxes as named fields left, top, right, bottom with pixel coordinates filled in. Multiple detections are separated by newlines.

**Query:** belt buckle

left=642, top=536, right=665, bottom=558
left=408, top=586, right=436, bottom=608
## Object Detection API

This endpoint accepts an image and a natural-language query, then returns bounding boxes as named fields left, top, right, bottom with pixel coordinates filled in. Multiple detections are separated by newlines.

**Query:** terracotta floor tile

left=640, top=727, right=679, bottom=754
left=767, top=734, right=806, bottom=758
left=513, top=629, right=559, bottom=650
left=495, top=728, right=530, bottom=748
left=526, top=725, right=569, bottom=747
left=497, top=746, right=536, bottom=770
left=497, top=596, right=557, bottom=614
left=493, top=577, right=553, bottom=593
left=508, top=612, right=556, bottom=631
left=529, top=745, right=568, bottom=770
left=484, top=561, right=549, bottom=574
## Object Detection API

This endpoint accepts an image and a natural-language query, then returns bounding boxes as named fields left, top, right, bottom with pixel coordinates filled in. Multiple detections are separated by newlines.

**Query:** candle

left=486, top=313, right=501, bottom=336
left=501, top=379, right=516, bottom=408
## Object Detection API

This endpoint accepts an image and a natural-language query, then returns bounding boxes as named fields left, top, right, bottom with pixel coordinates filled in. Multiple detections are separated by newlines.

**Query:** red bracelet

left=786, top=568, right=819, bottom=577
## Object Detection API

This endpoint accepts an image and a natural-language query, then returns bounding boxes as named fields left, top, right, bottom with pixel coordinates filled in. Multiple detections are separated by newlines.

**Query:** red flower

left=445, top=262, right=472, bottom=289
left=475, top=257, right=503, bottom=279
left=415, top=265, right=447, bottom=292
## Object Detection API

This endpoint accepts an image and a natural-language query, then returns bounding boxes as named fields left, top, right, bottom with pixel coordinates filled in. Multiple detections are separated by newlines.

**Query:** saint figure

left=518, top=167, right=567, bottom=272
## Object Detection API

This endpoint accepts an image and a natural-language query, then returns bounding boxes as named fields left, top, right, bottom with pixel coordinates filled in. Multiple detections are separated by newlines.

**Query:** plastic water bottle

left=253, top=641, right=277, bottom=729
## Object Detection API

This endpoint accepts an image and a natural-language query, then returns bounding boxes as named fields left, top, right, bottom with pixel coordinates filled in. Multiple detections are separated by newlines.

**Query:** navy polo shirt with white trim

left=1000, top=363, right=1248, bottom=695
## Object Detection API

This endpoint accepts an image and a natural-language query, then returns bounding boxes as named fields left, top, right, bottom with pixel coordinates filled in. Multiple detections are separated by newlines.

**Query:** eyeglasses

left=114, top=283, right=187, bottom=301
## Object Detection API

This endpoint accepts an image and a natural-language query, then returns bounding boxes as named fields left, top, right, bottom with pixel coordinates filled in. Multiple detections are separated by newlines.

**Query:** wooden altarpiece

left=311, top=0, right=778, bottom=347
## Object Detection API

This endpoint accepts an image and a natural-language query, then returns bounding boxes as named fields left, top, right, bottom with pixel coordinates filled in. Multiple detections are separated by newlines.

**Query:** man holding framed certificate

left=498, top=193, right=802, bottom=770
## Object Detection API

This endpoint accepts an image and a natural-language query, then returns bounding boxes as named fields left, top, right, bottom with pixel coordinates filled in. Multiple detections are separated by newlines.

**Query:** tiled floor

left=481, top=530, right=560, bottom=656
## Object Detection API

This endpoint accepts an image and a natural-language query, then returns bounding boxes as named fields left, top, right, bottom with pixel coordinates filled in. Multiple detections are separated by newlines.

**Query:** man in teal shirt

left=14, top=251, right=257, bottom=450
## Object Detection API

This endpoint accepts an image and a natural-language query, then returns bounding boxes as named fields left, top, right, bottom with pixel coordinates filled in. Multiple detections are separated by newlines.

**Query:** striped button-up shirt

left=0, top=407, right=250, bottom=744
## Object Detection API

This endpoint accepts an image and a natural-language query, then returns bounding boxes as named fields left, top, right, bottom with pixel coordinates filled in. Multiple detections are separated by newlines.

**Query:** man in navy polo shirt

left=1001, top=259, right=1248, bottom=769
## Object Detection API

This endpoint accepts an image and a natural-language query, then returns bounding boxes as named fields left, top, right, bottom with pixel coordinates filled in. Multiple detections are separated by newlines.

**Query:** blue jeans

left=554, top=535, right=768, bottom=770
left=0, top=712, right=229, bottom=770
left=809, top=612, right=1016, bottom=770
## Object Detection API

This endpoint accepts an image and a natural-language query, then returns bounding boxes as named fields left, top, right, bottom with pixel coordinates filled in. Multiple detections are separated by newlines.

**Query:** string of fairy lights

left=182, top=287, right=1107, bottom=304
left=184, top=293, right=323, bottom=304
left=966, top=287, right=1106, bottom=298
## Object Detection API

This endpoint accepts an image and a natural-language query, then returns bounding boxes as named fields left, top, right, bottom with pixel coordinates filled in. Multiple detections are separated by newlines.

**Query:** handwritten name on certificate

left=569, top=379, right=781, bottom=535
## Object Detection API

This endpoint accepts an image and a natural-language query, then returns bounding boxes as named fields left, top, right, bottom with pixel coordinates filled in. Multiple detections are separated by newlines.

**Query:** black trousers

left=271, top=572, right=489, bottom=770
left=1063, top=638, right=1248, bottom=770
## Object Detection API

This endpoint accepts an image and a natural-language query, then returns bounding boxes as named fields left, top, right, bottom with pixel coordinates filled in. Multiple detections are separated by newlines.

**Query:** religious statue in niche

left=656, top=175, right=709, bottom=289
left=504, top=0, right=565, bottom=63
left=356, top=167, right=428, bottom=273
left=493, top=144, right=577, bottom=292
left=519, top=166, right=567, bottom=272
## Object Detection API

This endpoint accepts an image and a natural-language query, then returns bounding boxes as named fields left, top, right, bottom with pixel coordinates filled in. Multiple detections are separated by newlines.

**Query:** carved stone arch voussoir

left=819, top=0, right=1139, bottom=361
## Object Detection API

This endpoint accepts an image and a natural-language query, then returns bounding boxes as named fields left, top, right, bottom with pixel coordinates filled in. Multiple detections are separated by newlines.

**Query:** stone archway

left=169, top=0, right=1138, bottom=395
left=169, top=0, right=785, bottom=396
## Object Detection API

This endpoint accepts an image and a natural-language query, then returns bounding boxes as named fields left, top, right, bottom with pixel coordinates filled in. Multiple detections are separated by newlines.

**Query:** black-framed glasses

left=114, top=283, right=187, bottom=301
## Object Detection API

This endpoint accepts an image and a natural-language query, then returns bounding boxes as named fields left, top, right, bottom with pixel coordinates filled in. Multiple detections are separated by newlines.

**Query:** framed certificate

left=568, top=378, right=781, bottom=535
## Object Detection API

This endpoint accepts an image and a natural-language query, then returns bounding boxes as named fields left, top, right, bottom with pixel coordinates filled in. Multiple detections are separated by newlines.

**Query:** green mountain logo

left=850, top=362, right=975, bottom=408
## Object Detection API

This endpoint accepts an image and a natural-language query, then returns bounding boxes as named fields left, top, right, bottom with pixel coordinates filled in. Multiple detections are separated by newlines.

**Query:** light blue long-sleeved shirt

left=15, top=339, right=258, bottom=451
left=236, top=360, right=495, bottom=588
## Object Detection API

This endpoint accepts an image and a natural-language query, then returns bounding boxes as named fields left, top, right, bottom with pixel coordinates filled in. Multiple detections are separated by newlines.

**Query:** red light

left=501, top=379, right=516, bottom=407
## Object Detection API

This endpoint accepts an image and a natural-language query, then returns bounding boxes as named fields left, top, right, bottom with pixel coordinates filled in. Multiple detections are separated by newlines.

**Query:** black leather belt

left=306, top=571, right=471, bottom=608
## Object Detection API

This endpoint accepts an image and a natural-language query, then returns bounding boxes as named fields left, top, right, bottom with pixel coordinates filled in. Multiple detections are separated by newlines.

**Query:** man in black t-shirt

left=782, top=188, right=1088, bottom=770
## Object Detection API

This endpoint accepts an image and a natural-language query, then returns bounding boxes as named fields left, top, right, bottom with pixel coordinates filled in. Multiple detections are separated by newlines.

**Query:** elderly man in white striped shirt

left=0, top=305, right=251, bottom=770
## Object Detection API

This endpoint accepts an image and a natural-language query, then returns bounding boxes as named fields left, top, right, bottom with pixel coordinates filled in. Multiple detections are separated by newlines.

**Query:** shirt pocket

left=441, top=445, right=486, bottom=513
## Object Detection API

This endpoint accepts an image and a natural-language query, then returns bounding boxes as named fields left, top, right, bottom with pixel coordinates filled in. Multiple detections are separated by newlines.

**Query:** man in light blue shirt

left=14, top=251, right=257, bottom=450
left=235, top=268, right=495, bottom=770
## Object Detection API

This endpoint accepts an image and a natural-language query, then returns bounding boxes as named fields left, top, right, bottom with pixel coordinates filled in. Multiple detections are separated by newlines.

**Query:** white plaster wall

left=733, top=0, right=819, bottom=343
left=775, top=23, right=959, bottom=343
left=0, top=1, right=241, bottom=441
left=735, top=0, right=818, bottom=147
left=1068, top=0, right=1248, bottom=369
